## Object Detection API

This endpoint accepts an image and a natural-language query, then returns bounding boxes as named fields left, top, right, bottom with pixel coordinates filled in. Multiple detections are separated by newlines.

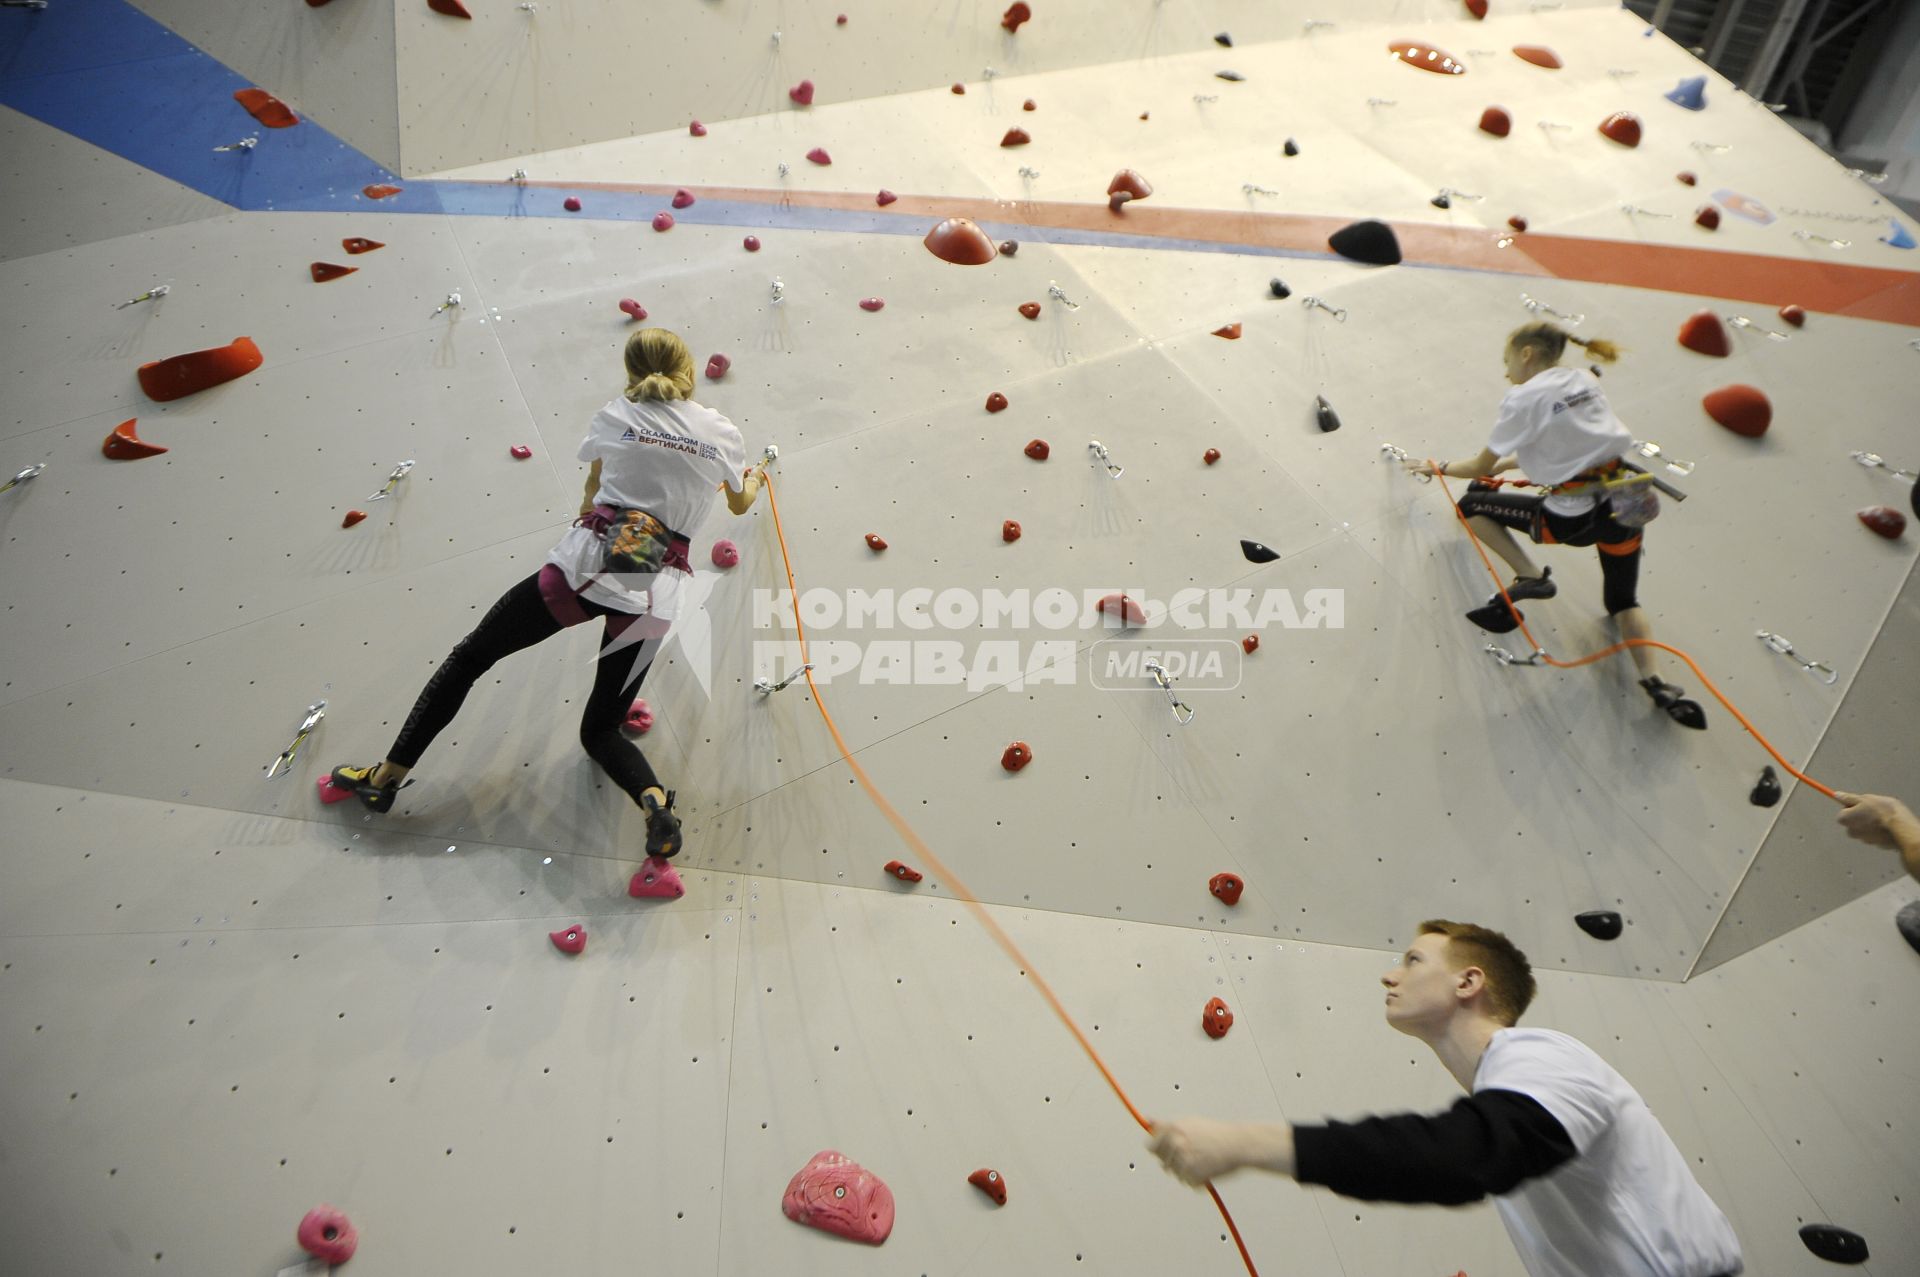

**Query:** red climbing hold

left=510, top=444, right=532, bottom=459
left=789, top=79, right=816, bottom=106
left=876, top=189, right=898, bottom=206
left=838, top=14, right=848, bottom=24
left=341, top=237, right=384, bottom=254
left=1212, top=323, right=1242, bottom=339
left=1479, top=106, right=1511, bottom=138
left=1209, top=872, right=1245, bottom=905
left=1018, top=302, right=1041, bottom=320
left=1023, top=99, right=1037, bottom=111
left=924, top=217, right=998, bottom=265
left=672, top=189, right=695, bottom=209
left=427, top=0, right=472, bottom=17
left=620, top=298, right=648, bottom=321
left=865, top=533, right=888, bottom=552
left=652, top=211, right=674, bottom=231
left=1024, top=439, right=1050, bottom=461
left=1001, top=2, right=1031, bottom=33
left=1465, top=0, right=1488, bottom=17
left=624, top=699, right=653, bottom=733
left=985, top=392, right=1008, bottom=413
left=1000, top=128, right=1031, bottom=147
left=951, top=83, right=967, bottom=95
left=1859, top=506, right=1907, bottom=539
left=101, top=419, right=166, bottom=460
left=1677, top=170, right=1698, bottom=185
left=1389, top=42, right=1467, bottom=75
left=1204, top=448, right=1221, bottom=465
left=704, top=353, right=730, bottom=380
left=1241, top=634, right=1259, bottom=655
left=998, top=240, right=1018, bottom=257
left=1779, top=304, right=1806, bottom=327
left=296, top=1206, right=358, bottom=1265
left=1508, top=215, right=1528, bottom=231
left=1002, top=519, right=1022, bottom=543
left=859, top=298, right=886, bottom=312
left=1202, top=997, right=1234, bottom=1039
left=363, top=184, right=401, bottom=199
left=1678, top=309, right=1731, bottom=358
left=690, top=120, right=708, bottom=137
left=1702, top=384, right=1771, bottom=438
left=1107, top=169, right=1153, bottom=212
left=1001, top=741, right=1032, bottom=772
left=711, top=540, right=739, bottom=569
left=806, top=147, right=832, bottom=165
left=563, top=196, right=582, bottom=212
left=310, top=261, right=356, bottom=283
left=1599, top=112, right=1643, bottom=148
left=1513, top=45, right=1563, bottom=69
left=629, top=856, right=685, bottom=899
left=884, top=860, right=923, bottom=883
left=743, top=235, right=761, bottom=252
left=782, top=1151, right=895, bottom=1246
left=550, top=925, right=587, bottom=955
left=1097, top=593, right=1146, bottom=627
left=233, top=88, right=298, bottom=129
left=342, top=509, right=367, bottom=528
left=138, top=336, right=263, bottom=401
left=968, top=1168, right=1008, bottom=1205
left=1695, top=205, right=1721, bottom=230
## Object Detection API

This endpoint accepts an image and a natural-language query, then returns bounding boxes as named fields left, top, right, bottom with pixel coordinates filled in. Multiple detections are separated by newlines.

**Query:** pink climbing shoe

left=628, top=856, right=684, bottom=899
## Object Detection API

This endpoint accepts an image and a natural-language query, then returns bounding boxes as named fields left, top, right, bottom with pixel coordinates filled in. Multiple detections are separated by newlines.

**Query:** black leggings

left=1456, top=486, right=1644, bottom=616
left=386, top=572, right=662, bottom=805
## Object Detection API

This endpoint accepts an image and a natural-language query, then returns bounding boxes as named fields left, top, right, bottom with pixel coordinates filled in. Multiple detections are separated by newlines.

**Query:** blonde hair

left=1508, top=321, right=1620, bottom=367
left=623, top=328, right=695, bottom=402
left=1419, top=919, right=1537, bottom=1025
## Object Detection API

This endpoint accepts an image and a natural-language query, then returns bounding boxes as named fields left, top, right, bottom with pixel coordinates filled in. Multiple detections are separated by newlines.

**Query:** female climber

left=326, top=327, right=763, bottom=854
left=1405, top=321, right=1705, bottom=730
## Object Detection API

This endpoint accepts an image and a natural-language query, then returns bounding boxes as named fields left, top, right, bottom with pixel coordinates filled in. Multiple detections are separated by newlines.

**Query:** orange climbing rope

left=758, top=471, right=1261, bottom=1276
left=1431, top=467, right=1839, bottom=802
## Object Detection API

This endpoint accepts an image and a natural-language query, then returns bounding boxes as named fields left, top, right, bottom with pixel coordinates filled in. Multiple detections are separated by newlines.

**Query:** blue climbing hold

left=1881, top=218, right=1915, bottom=250
left=1664, top=75, right=1707, bottom=111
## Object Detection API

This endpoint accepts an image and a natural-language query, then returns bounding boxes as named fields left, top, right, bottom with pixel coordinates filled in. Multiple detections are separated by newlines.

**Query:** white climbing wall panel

left=1, top=2, right=1918, bottom=1275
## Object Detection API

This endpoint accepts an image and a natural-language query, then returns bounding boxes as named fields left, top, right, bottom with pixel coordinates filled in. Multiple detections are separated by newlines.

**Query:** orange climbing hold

left=1598, top=112, right=1643, bottom=148
left=1018, top=302, right=1041, bottom=320
left=137, top=336, right=263, bottom=402
left=1001, top=741, right=1032, bottom=772
left=924, top=217, right=998, bottom=265
left=1513, top=45, right=1563, bottom=69
left=1002, top=519, right=1022, bottom=543
left=1202, top=997, right=1234, bottom=1039
left=985, top=392, right=1009, bottom=413
left=101, top=419, right=166, bottom=460
left=1097, top=593, right=1146, bottom=627
left=341, top=237, right=384, bottom=254
left=1702, top=384, right=1771, bottom=438
left=1209, top=872, right=1245, bottom=905
left=1107, top=169, right=1152, bottom=212
left=342, top=509, right=368, bottom=528
left=1389, top=42, right=1467, bottom=75
left=1212, top=323, right=1242, bottom=339
left=1001, top=2, right=1031, bottom=33
left=968, top=1168, right=1008, bottom=1204
left=1677, top=310, right=1731, bottom=358
left=363, top=184, right=402, bottom=200
left=884, top=860, right=924, bottom=883
left=233, top=88, right=298, bottom=128
left=1024, top=439, right=1050, bottom=461
left=1478, top=106, right=1512, bottom=137
left=427, top=0, right=472, bottom=18
left=1779, top=304, right=1806, bottom=327
left=865, top=533, right=888, bottom=552
left=310, top=262, right=357, bottom=283
left=1000, top=128, right=1031, bottom=147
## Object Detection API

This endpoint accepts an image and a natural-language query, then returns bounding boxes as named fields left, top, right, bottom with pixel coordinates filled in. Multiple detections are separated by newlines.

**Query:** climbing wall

left=1, top=1, right=1917, bottom=1275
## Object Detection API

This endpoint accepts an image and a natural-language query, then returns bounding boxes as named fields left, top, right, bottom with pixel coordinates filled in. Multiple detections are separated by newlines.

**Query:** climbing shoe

left=1502, top=566, right=1558, bottom=603
left=327, top=763, right=409, bottom=813
left=1640, top=677, right=1707, bottom=731
left=643, top=788, right=682, bottom=859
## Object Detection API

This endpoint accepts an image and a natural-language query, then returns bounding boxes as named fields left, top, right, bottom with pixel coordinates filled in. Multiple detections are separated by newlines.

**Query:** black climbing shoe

left=643, top=789, right=682, bottom=859
left=1897, top=900, right=1920, bottom=957
left=1640, top=677, right=1707, bottom=730
left=328, top=763, right=409, bottom=813
left=1503, top=566, right=1557, bottom=603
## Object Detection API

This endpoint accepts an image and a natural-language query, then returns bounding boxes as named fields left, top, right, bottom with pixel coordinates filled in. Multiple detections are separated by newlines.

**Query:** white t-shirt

left=1487, top=367, right=1633, bottom=517
left=545, top=395, right=747, bottom=618
left=1475, top=1028, right=1743, bottom=1277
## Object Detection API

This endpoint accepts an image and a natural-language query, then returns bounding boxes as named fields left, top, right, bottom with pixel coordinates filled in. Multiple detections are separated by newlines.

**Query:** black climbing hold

left=1898, top=900, right=1920, bottom=956
left=1314, top=394, right=1341, bottom=433
left=1283, top=137, right=1299, bottom=157
left=1240, top=539, right=1280, bottom=564
left=1431, top=193, right=1451, bottom=210
left=1798, top=1223, right=1869, bottom=1264
left=1214, top=32, right=1232, bottom=48
left=1216, top=70, right=1244, bottom=82
left=1465, top=601, right=1522, bottom=633
left=1910, top=474, right=1918, bottom=520
left=1329, top=218, right=1402, bottom=266
left=1749, top=765, right=1780, bottom=807
left=1268, top=277, right=1292, bottom=300
left=1575, top=911, right=1623, bottom=941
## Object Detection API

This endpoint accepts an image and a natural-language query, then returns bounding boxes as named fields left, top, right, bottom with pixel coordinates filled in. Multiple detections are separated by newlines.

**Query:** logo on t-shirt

left=1550, top=402, right=1566, bottom=415
left=620, top=427, right=639, bottom=442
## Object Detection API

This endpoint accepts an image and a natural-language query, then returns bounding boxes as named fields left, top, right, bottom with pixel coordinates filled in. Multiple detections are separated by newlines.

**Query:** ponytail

left=1509, top=321, right=1621, bottom=367
left=622, top=328, right=695, bottom=402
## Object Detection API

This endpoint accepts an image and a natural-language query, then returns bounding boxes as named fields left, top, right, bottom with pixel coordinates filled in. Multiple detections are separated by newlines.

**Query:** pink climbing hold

left=564, top=196, right=582, bottom=212
left=510, top=444, right=532, bottom=459
left=652, top=211, right=675, bottom=232
left=711, top=539, right=740, bottom=568
left=296, top=1206, right=358, bottom=1265
left=876, top=189, right=898, bottom=206
left=782, top=1150, right=895, bottom=1246
left=859, top=298, right=885, bottom=312
left=689, top=120, right=708, bottom=137
left=550, top=925, right=587, bottom=955
left=629, top=856, right=684, bottom=899
left=620, top=298, right=648, bottom=321
left=704, top=353, right=730, bottom=380
left=806, top=147, right=832, bottom=165
left=672, top=189, right=695, bottom=209
left=624, top=699, right=654, bottom=733
left=316, top=775, right=356, bottom=804
left=1098, top=593, right=1147, bottom=627
left=743, top=235, right=761, bottom=252
left=790, top=79, right=816, bottom=107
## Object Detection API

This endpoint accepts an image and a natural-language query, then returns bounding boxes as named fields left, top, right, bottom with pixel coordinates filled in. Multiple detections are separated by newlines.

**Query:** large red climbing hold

left=865, top=533, right=888, bottom=552
left=1097, top=593, right=1146, bottom=627
left=1018, top=301, right=1041, bottom=320
left=342, top=237, right=384, bottom=254
left=1478, top=106, right=1512, bottom=137
left=629, top=856, right=685, bottom=899
left=1212, top=323, right=1242, bottom=339
left=1001, top=741, right=1032, bottom=772
left=1858, top=506, right=1907, bottom=539
left=968, top=1168, right=1008, bottom=1205
left=704, top=353, right=730, bottom=380
left=884, top=860, right=923, bottom=883
left=924, top=217, right=998, bottom=265
left=138, top=336, right=263, bottom=401
left=985, top=392, right=1008, bottom=413
left=427, top=0, right=472, bottom=18
left=1202, top=997, right=1234, bottom=1039
left=1024, top=439, right=1049, bottom=460
left=550, top=925, right=587, bottom=955
left=296, top=1206, right=358, bottom=1265
left=1677, top=310, right=1731, bottom=358
left=1513, top=45, right=1563, bottom=69
left=789, top=79, right=816, bottom=106
left=233, top=88, right=298, bottom=128
left=1702, top=384, right=1771, bottom=438
left=1002, top=519, right=1022, bottom=543
left=310, top=261, right=356, bottom=283
left=1107, top=169, right=1152, bottom=212
left=1599, top=112, right=1643, bottom=148
left=1389, top=42, right=1467, bottom=75
left=1001, top=2, right=1031, bottom=33
left=1209, top=872, right=1245, bottom=906
left=806, top=147, right=832, bottom=165
left=101, top=419, right=166, bottom=460
left=782, top=1151, right=895, bottom=1246
left=363, top=184, right=402, bottom=199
